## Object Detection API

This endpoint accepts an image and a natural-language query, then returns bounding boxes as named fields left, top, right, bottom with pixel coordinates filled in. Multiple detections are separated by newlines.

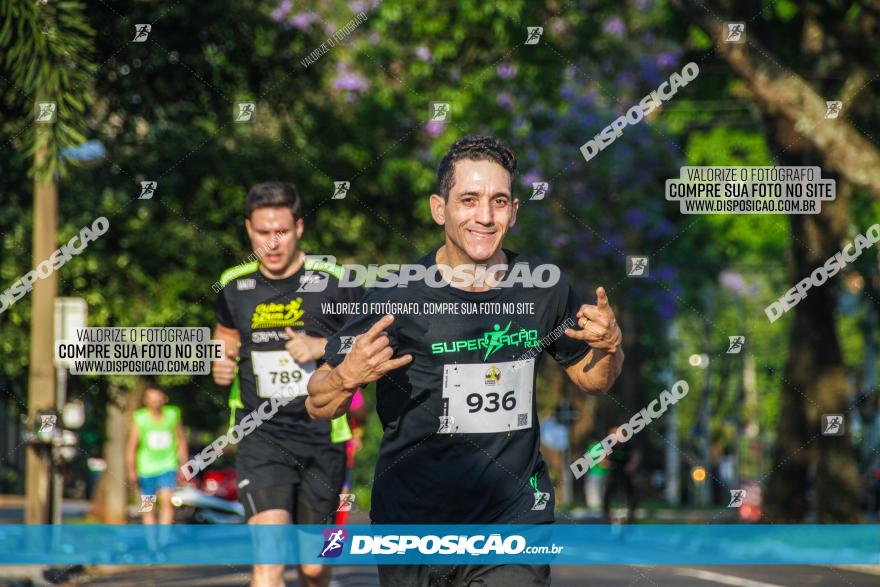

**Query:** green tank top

left=134, top=406, right=180, bottom=477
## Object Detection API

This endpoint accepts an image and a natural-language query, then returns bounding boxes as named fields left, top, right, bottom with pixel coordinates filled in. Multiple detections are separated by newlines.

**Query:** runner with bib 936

left=307, top=135, right=624, bottom=587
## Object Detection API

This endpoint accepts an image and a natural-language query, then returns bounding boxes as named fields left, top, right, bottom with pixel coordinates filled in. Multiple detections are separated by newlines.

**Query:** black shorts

left=378, top=564, right=550, bottom=587
left=236, top=429, right=346, bottom=523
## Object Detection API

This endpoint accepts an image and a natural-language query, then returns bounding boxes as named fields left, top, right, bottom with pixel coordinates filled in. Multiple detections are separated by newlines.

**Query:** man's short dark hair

left=436, top=135, right=517, bottom=199
left=245, top=182, right=303, bottom=220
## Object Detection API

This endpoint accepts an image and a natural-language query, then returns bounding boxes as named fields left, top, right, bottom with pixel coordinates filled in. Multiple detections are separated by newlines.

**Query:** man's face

left=144, top=388, right=166, bottom=409
left=245, top=207, right=304, bottom=275
left=429, top=159, right=518, bottom=263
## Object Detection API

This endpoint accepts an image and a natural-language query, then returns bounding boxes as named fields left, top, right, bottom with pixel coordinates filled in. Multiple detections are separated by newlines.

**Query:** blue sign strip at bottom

left=0, top=525, right=878, bottom=565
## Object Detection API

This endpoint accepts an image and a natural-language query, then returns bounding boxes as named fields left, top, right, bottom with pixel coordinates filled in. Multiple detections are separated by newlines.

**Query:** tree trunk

left=764, top=173, right=860, bottom=521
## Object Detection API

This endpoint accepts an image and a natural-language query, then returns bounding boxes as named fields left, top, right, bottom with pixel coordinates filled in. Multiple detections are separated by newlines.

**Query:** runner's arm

left=175, top=420, right=188, bottom=469
left=306, top=363, right=358, bottom=420
left=212, top=323, right=240, bottom=385
left=564, top=346, right=624, bottom=395
left=307, top=314, right=412, bottom=420
left=125, top=422, right=139, bottom=483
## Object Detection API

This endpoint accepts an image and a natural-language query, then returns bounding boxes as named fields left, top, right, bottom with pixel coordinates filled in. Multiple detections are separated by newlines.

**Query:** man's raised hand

left=563, top=287, right=622, bottom=353
left=337, top=314, right=413, bottom=388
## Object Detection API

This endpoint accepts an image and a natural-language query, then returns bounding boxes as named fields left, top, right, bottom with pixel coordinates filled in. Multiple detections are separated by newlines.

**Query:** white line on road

left=674, top=569, right=787, bottom=587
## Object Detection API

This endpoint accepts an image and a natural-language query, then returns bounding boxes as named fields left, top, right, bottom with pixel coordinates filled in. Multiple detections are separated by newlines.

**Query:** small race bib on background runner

left=251, top=350, right=315, bottom=399
left=145, top=430, right=172, bottom=450
left=440, top=358, right=534, bottom=434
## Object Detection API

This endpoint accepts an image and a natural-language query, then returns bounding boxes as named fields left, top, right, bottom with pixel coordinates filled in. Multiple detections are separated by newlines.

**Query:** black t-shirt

left=216, top=258, right=362, bottom=447
left=324, top=248, right=590, bottom=524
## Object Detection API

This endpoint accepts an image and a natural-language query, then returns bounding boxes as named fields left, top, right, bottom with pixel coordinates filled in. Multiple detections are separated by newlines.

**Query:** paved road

left=57, top=564, right=880, bottom=586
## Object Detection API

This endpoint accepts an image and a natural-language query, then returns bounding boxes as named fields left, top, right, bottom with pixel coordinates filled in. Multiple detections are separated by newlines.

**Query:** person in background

left=602, top=425, right=640, bottom=524
left=126, top=385, right=188, bottom=525
left=336, top=388, right=368, bottom=525
left=584, top=437, right=609, bottom=513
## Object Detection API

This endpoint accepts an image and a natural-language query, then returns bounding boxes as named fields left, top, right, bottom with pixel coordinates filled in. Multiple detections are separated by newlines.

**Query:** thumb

left=285, top=327, right=299, bottom=339
left=596, top=287, right=609, bottom=309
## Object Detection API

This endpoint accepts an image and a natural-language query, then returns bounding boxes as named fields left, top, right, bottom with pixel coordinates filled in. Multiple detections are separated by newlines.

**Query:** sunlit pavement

left=25, top=564, right=872, bottom=586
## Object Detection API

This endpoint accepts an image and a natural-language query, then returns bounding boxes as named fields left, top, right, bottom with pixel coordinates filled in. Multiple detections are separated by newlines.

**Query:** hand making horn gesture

left=338, top=314, right=413, bottom=387
left=563, top=287, right=622, bottom=353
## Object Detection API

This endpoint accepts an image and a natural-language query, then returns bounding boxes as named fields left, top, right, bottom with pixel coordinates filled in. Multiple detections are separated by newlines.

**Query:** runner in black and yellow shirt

left=212, top=181, right=361, bottom=587
left=307, top=136, right=625, bottom=587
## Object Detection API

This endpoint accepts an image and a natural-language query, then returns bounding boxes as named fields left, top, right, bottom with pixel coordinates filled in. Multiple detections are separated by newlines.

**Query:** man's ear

left=429, top=194, right=446, bottom=226
left=509, top=197, right=520, bottom=229
left=295, top=217, right=304, bottom=240
left=245, top=218, right=253, bottom=239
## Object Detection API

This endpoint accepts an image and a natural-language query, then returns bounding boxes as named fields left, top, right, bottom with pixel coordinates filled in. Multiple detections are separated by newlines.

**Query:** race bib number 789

left=440, top=358, right=534, bottom=434
left=251, top=350, right=315, bottom=399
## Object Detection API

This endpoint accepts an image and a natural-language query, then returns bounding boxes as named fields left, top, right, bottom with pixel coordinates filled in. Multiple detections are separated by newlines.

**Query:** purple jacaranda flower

left=655, top=265, right=677, bottom=281
left=720, top=271, right=747, bottom=295
left=497, top=63, right=517, bottom=79
left=415, top=46, right=432, bottom=62
left=425, top=120, right=445, bottom=138
left=624, top=208, right=649, bottom=229
left=604, top=17, right=625, bottom=37
left=657, top=52, right=678, bottom=68
left=552, top=233, right=570, bottom=247
left=348, top=0, right=367, bottom=12
left=561, top=86, right=575, bottom=100
left=635, top=0, right=654, bottom=11
left=291, top=12, right=317, bottom=30
left=369, top=32, right=380, bottom=44
left=497, top=92, right=513, bottom=108
left=522, top=169, right=542, bottom=187
left=332, top=64, right=369, bottom=91
left=657, top=299, right=677, bottom=321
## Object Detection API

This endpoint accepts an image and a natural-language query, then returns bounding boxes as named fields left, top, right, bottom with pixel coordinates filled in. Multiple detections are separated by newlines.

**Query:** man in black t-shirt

left=212, top=181, right=361, bottom=587
left=307, top=136, right=625, bottom=586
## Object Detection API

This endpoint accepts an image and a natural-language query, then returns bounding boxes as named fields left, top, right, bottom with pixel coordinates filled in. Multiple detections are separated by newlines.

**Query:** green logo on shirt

left=431, top=322, right=540, bottom=360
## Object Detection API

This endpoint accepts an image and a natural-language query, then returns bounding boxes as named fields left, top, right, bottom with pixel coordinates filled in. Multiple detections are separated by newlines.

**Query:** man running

left=212, top=181, right=361, bottom=587
left=308, top=135, right=624, bottom=586
left=126, top=385, right=188, bottom=526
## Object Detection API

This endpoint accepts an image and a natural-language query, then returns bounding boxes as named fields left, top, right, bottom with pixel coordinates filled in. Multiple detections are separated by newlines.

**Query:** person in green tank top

left=126, top=386, right=188, bottom=525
